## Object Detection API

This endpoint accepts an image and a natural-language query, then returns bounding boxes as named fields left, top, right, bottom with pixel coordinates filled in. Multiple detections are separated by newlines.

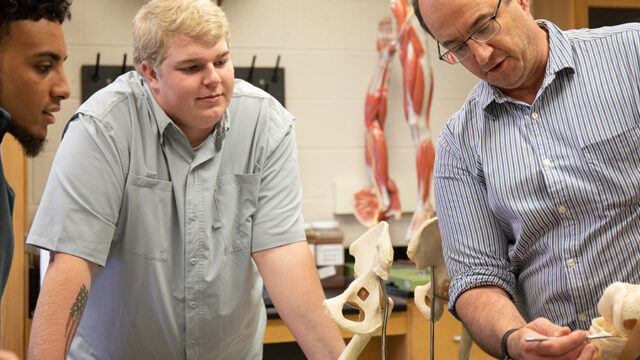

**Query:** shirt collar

left=476, top=20, right=576, bottom=112
left=0, top=107, right=11, bottom=140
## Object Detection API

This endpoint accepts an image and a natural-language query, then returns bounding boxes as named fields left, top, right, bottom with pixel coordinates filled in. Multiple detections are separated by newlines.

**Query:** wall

left=30, top=0, right=479, bottom=246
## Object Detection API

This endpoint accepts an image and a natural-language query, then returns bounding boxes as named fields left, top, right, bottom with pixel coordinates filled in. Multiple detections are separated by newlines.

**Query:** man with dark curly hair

left=0, top=0, right=71, bottom=336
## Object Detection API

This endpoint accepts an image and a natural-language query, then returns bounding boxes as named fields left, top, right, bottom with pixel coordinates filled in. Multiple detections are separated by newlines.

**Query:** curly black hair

left=0, top=0, right=72, bottom=42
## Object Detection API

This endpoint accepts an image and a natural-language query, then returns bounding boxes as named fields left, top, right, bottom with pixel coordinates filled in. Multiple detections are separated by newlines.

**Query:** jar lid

left=310, top=220, right=339, bottom=229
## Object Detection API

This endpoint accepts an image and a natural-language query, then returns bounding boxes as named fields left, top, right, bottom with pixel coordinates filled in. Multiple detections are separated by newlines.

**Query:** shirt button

left=542, top=159, right=551, bottom=167
left=190, top=212, right=197, bottom=221
left=531, top=112, right=539, bottom=120
left=190, top=301, right=198, bottom=308
left=566, top=258, right=575, bottom=267
left=190, top=258, right=198, bottom=265
left=578, top=313, right=587, bottom=322
left=557, top=205, right=567, bottom=214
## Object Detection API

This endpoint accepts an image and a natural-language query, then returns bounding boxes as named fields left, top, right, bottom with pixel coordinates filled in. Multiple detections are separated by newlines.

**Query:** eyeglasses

left=437, top=0, right=502, bottom=65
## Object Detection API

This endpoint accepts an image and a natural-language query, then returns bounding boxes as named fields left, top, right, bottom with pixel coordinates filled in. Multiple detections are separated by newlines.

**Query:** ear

left=517, top=0, right=531, bottom=13
left=140, top=61, right=160, bottom=93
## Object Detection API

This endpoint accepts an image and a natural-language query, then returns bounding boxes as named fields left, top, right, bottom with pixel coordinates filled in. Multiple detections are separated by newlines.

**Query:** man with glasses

left=413, top=0, right=640, bottom=359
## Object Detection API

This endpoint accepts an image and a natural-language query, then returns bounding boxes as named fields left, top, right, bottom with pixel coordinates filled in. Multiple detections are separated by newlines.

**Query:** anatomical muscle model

left=323, top=222, right=394, bottom=360
left=354, top=0, right=436, bottom=240
left=590, top=282, right=640, bottom=360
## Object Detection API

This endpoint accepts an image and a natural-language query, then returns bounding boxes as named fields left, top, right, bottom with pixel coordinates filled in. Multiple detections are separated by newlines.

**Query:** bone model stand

left=407, top=217, right=473, bottom=360
left=323, top=221, right=394, bottom=360
left=589, top=282, right=640, bottom=360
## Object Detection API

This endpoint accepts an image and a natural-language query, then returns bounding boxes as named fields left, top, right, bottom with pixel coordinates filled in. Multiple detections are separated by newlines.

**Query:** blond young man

left=27, top=1, right=344, bottom=358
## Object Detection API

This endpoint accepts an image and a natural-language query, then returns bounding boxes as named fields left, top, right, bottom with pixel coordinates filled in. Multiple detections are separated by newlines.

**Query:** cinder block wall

left=30, top=0, right=479, bottom=246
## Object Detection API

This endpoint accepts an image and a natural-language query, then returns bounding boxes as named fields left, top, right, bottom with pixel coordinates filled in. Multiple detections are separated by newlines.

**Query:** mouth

left=486, top=59, right=505, bottom=73
left=42, top=106, right=60, bottom=124
left=197, top=94, right=222, bottom=101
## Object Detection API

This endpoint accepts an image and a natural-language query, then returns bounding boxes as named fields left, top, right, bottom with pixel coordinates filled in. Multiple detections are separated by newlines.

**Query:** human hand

left=507, top=318, right=595, bottom=359
left=0, top=350, right=19, bottom=360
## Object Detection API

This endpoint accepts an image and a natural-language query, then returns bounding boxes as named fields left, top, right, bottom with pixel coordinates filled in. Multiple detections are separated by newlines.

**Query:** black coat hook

left=121, top=53, right=128, bottom=74
left=92, top=53, right=101, bottom=82
left=248, top=55, right=256, bottom=82
left=271, top=55, right=281, bottom=82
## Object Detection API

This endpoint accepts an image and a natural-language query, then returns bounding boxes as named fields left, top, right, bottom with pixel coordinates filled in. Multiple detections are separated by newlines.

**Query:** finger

left=577, top=344, right=596, bottom=360
left=524, top=331, right=589, bottom=357
left=528, top=317, right=571, bottom=337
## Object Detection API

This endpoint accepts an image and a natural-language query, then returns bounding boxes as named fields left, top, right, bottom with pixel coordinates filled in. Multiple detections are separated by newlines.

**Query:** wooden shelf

left=0, top=134, right=28, bottom=359
left=264, top=300, right=493, bottom=359
left=534, top=0, right=640, bottom=30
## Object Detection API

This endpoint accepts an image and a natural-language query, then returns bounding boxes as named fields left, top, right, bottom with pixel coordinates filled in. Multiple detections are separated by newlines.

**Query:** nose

left=203, top=63, right=221, bottom=87
left=467, top=40, right=493, bottom=65
left=52, top=67, right=71, bottom=100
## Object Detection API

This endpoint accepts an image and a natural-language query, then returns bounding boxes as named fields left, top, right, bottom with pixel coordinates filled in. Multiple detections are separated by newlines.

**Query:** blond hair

left=132, top=0, right=230, bottom=73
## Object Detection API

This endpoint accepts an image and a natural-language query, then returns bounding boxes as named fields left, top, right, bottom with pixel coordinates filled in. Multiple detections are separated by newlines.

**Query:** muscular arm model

left=390, top=0, right=436, bottom=239
left=355, top=16, right=402, bottom=227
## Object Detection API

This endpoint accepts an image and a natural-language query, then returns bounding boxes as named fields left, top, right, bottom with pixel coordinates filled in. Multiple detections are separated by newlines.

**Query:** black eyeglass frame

left=437, top=0, right=502, bottom=64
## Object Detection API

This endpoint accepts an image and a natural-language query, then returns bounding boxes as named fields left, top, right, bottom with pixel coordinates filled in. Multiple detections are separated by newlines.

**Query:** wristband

left=501, top=328, right=519, bottom=360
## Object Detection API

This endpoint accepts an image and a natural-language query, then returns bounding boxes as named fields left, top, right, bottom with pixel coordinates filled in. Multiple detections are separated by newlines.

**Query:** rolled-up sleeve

left=434, top=122, right=516, bottom=320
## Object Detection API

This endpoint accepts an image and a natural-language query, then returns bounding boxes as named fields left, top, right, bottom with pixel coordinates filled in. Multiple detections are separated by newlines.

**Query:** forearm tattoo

left=64, top=284, right=88, bottom=355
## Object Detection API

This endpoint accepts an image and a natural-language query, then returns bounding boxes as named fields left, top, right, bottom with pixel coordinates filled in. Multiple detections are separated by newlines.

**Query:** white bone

left=590, top=282, right=640, bottom=360
left=323, top=221, right=394, bottom=360
left=407, top=217, right=473, bottom=360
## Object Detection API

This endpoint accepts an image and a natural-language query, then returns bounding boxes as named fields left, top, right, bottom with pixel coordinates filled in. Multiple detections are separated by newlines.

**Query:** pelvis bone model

left=407, top=217, right=473, bottom=360
left=590, top=282, right=640, bottom=360
left=323, top=221, right=394, bottom=360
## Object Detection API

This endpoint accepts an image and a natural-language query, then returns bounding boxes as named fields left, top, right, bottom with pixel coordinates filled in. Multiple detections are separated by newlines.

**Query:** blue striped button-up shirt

left=434, top=20, right=640, bottom=330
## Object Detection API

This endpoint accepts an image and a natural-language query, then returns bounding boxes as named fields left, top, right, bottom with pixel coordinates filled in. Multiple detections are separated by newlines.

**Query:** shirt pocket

left=214, top=173, right=260, bottom=253
left=582, top=125, right=640, bottom=213
left=115, top=174, right=174, bottom=261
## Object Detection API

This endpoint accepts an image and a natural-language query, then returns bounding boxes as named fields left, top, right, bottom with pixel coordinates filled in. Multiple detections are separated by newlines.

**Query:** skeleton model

left=354, top=0, right=436, bottom=240
left=323, top=222, right=394, bottom=360
left=590, top=282, right=640, bottom=360
left=407, top=217, right=473, bottom=360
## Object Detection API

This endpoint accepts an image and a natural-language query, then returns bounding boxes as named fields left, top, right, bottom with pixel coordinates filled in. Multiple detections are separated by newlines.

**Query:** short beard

left=7, top=121, right=45, bottom=157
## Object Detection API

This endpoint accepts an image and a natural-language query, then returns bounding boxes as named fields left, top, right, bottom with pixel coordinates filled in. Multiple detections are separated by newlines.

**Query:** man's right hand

left=508, top=318, right=595, bottom=359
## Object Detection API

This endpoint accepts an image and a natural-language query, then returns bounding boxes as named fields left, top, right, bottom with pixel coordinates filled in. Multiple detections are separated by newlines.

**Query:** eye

left=35, top=64, right=53, bottom=74
left=474, top=20, right=493, bottom=36
left=180, top=65, right=201, bottom=73
left=214, top=58, right=228, bottom=67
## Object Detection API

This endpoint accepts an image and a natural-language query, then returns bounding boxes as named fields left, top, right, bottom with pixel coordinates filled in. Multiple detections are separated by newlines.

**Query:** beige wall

left=30, top=0, right=479, bottom=246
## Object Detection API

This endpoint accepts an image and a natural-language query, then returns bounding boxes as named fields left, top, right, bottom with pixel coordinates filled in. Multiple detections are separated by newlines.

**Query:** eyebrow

left=174, top=51, right=231, bottom=66
left=32, top=51, right=66, bottom=62
left=441, top=12, right=493, bottom=48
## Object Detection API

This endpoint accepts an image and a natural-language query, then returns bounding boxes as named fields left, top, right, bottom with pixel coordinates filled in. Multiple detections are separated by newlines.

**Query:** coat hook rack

left=247, top=55, right=257, bottom=82
left=271, top=55, right=281, bottom=82
left=121, top=53, right=128, bottom=74
left=92, top=53, right=101, bottom=82
left=234, top=55, right=285, bottom=106
left=81, top=52, right=135, bottom=102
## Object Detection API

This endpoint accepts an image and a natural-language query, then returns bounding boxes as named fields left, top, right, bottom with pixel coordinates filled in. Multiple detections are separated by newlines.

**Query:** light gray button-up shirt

left=28, top=72, right=305, bottom=359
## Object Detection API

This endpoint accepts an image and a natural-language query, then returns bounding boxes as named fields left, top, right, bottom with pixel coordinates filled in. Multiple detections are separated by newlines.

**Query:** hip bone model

left=407, top=217, right=473, bottom=360
left=323, top=221, right=394, bottom=360
left=590, top=282, right=640, bottom=360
